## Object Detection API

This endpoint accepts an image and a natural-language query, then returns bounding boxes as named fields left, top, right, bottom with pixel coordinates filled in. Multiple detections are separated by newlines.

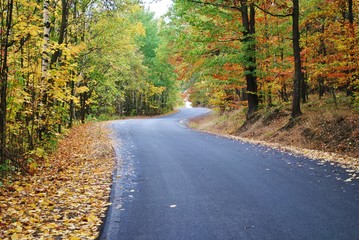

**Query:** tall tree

left=41, top=0, right=50, bottom=79
left=240, top=1, right=258, bottom=115
left=0, top=0, right=14, bottom=162
left=172, top=0, right=259, bottom=115
left=291, top=0, right=302, bottom=117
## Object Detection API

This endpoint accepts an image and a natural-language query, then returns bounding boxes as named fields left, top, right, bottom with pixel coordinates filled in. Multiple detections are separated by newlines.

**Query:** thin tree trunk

left=330, top=87, right=337, bottom=107
left=69, top=0, right=77, bottom=128
left=268, top=85, right=272, bottom=106
left=291, top=0, right=302, bottom=118
left=51, top=0, right=69, bottom=65
left=0, top=0, right=14, bottom=163
left=42, top=0, right=51, bottom=79
left=301, top=71, right=307, bottom=103
left=80, top=93, right=86, bottom=123
left=69, top=80, right=75, bottom=127
left=346, top=0, right=354, bottom=96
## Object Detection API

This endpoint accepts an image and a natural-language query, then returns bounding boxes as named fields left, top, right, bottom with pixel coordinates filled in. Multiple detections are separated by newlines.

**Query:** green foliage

left=0, top=0, right=179, bottom=173
left=0, top=161, right=16, bottom=175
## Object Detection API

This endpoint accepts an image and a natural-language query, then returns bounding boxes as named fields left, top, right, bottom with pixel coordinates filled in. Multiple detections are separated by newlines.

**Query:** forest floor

left=0, top=122, right=115, bottom=240
left=189, top=98, right=359, bottom=176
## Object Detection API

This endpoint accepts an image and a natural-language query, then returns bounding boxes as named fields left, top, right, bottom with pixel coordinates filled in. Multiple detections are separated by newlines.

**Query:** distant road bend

left=100, top=108, right=359, bottom=240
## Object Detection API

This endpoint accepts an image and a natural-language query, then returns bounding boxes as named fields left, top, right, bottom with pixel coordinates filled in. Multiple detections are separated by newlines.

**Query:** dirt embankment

left=189, top=105, right=359, bottom=172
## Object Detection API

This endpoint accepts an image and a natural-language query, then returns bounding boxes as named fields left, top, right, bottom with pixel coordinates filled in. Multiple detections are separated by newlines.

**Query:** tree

left=291, top=0, right=302, bottom=117
left=239, top=0, right=258, bottom=115
left=168, top=0, right=260, bottom=114
left=0, top=0, right=14, bottom=163
left=301, top=0, right=358, bottom=105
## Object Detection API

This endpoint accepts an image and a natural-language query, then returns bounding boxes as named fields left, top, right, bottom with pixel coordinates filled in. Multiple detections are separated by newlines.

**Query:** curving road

left=100, top=108, right=359, bottom=240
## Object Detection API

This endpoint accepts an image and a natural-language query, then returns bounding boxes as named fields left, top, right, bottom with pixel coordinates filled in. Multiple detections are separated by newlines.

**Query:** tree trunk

left=267, top=85, right=272, bottom=106
left=281, top=83, right=289, bottom=102
left=318, top=76, right=325, bottom=99
left=0, top=0, right=14, bottom=163
left=240, top=1, right=258, bottom=116
left=69, top=80, right=75, bottom=128
left=301, top=71, right=307, bottom=103
left=291, top=0, right=302, bottom=118
left=51, top=0, right=69, bottom=65
left=346, top=0, right=354, bottom=97
left=348, top=0, right=353, bottom=23
left=330, top=87, right=337, bottom=107
left=80, top=92, right=86, bottom=123
left=317, top=25, right=327, bottom=100
left=42, top=0, right=51, bottom=79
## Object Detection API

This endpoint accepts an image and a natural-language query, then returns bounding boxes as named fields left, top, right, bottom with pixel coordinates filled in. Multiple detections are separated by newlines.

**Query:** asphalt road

left=100, top=108, right=359, bottom=240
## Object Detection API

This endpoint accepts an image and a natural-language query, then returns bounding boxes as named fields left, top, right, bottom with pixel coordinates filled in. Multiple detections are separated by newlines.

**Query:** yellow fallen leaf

left=29, top=162, right=38, bottom=175
left=11, top=233, right=19, bottom=240
left=69, top=236, right=81, bottom=240
left=15, top=186, right=24, bottom=192
left=87, top=214, right=98, bottom=223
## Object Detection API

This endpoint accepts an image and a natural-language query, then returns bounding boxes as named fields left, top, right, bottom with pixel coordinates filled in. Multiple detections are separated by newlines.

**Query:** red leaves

left=212, top=73, right=228, bottom=80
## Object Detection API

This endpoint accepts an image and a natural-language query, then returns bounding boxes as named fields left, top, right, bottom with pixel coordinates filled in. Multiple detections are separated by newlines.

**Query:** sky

left=143, top=0, right=173, bottom=18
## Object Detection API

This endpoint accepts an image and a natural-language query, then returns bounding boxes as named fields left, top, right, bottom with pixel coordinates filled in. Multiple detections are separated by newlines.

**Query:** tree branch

left=187, top=0, right=241, bottom=11
left=218, top=38, right=241, bottom=42
left=253, top=4, right=292, bottom=18
left=14, top=34, right=31, bottom=53
left=186, top=0, right=292, bottom=18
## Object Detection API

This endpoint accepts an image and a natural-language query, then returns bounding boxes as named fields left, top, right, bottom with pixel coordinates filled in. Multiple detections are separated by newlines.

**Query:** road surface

left=100, top=108, right=359, bottom=240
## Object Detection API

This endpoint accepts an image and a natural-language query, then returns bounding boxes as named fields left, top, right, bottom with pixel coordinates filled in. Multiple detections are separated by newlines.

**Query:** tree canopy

left=0, top=0, right=178, bottom=171
left=167, top=0, right=358, bottom=115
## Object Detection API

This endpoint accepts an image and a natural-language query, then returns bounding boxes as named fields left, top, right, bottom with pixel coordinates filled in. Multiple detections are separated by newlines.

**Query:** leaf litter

left=199, top=130, right=359, bottom=177
left=0, top=122, right=115, bottom=239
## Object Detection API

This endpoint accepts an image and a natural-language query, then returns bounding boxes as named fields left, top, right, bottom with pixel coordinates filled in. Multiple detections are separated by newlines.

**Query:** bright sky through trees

left=143, top=0, right=173, bottom=18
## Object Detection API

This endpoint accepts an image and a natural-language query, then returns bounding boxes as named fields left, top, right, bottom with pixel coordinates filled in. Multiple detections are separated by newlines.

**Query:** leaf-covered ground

left=0, top=123, right=115, bottom=239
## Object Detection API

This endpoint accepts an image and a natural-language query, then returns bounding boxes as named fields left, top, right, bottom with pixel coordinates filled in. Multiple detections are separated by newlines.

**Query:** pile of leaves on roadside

left=232, top=134, right=358, bottom=173
left=199, top=129, right=359, bottom=181
left=0, top=122, right=115, bottom=239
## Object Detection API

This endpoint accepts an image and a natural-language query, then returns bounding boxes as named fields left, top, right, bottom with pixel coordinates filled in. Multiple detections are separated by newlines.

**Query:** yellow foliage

left=135, top=22, right=146, bottom=36
left=76, top=86, right=90, bottom=94
left=28, top=162, right=38, bottom=176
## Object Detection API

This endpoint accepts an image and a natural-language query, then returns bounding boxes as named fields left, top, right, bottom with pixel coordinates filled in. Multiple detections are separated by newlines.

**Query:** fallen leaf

left=11, top=233, right=19, bottom=240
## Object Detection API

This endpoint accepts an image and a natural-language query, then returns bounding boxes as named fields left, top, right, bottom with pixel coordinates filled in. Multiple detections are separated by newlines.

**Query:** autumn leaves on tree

left=169, top=0, right=358, bottom=116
